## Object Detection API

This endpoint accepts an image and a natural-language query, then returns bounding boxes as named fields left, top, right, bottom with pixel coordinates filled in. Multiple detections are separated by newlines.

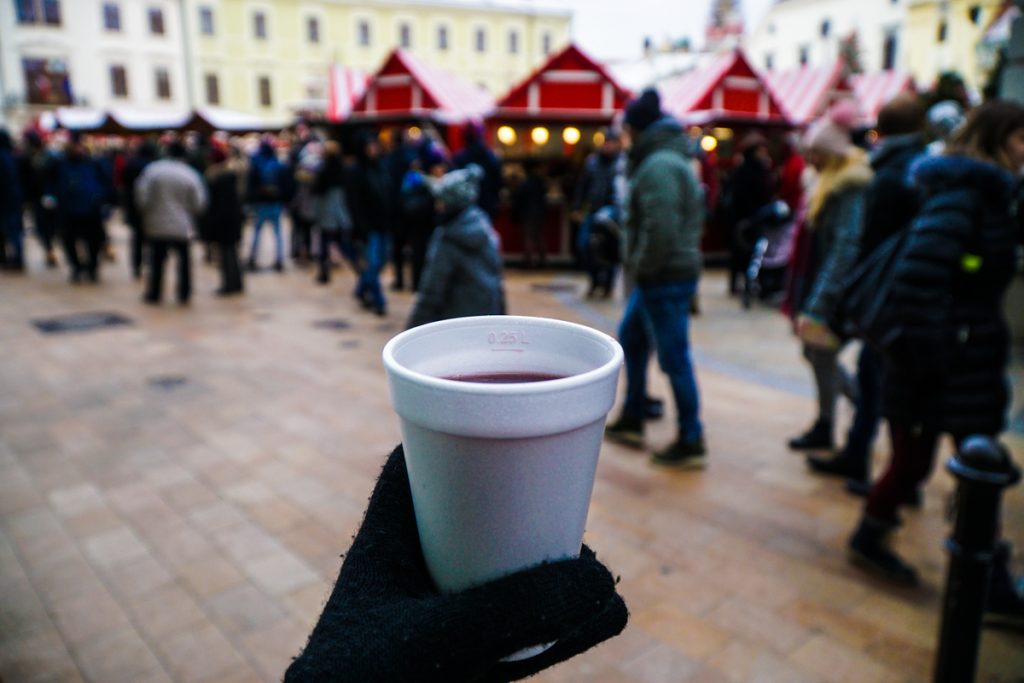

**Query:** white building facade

left=1, top=0, right=191, bottom=129
left=745, top=0, right=909, bottom=73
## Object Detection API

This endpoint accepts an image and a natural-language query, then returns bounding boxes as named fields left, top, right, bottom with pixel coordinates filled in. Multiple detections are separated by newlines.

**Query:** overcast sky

left=513, top=0, right=777, bottom=62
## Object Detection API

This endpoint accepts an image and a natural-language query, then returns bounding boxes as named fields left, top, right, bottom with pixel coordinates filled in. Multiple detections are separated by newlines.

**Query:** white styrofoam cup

left=382, top=315, right=623, bottom=594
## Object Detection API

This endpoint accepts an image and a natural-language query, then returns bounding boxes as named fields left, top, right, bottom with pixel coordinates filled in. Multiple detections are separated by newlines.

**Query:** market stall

left=763, top=62, right=854, bottom=126
left=487, top=43, right=633, bottom=263
left=658, top=48, right=792, bottom=256
left=345, top=48, right=495, bottom=151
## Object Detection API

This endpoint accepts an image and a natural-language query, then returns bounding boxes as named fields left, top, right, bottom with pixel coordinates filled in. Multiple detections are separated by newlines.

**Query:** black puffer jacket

left=882, top=154, right=1018, bottom=436
left=857, top=133, right=926, bottom=259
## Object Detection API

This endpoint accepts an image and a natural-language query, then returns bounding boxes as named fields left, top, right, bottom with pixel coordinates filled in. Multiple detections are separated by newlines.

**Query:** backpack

left=254, top=156, right=281, bottom=202
left=832, top=228, right=910, bottom=350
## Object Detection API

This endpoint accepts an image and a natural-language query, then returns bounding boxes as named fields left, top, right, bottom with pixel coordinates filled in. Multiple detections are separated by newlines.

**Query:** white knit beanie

left=803, top=100, right=859, bottom=156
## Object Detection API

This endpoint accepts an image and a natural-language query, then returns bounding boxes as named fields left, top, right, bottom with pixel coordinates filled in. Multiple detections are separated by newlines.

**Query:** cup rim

left=382, top=315, right=623, bottom=396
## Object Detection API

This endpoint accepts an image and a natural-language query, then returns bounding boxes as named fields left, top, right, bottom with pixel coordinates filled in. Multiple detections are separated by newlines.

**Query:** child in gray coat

left=407, top=164, right=505, bottom=328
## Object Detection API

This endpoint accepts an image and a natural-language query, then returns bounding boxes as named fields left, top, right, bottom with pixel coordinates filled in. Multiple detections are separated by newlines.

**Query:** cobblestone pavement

left=1, top=222, right=1022, bottom=682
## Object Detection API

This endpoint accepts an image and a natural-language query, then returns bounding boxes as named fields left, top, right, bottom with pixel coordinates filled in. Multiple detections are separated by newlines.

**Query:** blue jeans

left=356, top=231, right=387, bottom=311
left=619, top=280, right=702, bottom=442
left=249, top=203, right=284, bottom=265
left=843, top=344, right=882, bottom=462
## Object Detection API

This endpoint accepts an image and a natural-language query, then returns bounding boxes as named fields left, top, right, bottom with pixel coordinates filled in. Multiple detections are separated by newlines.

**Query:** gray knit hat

left=431, top=164, right=483, bottom=211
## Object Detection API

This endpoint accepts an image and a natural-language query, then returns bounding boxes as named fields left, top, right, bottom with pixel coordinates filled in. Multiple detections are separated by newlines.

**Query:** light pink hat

left=803, top=100, right=859, bottom=156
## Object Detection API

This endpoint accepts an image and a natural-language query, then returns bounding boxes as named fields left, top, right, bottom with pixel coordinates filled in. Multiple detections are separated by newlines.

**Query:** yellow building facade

left=181, top=0, right=571, bottom=120
left=902, top=0, right=1004, bottom=94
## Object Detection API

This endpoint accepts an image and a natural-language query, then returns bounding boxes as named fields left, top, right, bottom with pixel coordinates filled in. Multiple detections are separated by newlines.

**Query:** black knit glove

left=284, top=445, right=628, bottom=682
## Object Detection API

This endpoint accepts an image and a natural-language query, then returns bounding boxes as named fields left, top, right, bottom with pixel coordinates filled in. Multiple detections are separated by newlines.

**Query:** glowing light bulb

left=497, top=126, right=517, bottom=145
left=700, top=135, right=718, bottom=152
left=531, top=126, right=550, bottom=145
left=562, top=127, right=581, bottom=145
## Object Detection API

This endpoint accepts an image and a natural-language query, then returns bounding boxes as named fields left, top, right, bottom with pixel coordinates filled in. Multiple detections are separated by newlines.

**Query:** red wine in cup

left=444, top=371, right=567, bottom=384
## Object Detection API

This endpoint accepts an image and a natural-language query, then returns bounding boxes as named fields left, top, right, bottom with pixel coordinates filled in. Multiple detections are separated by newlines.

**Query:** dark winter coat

left=121, top=147, right=157, bottom=229
left=350, top=158, right=393, bottom=239
left=202, top=164, right=244, bottom=244
left=882, top=154, right=1018, bottom=436
left=314, top=156, right=353, bottom=232
left=857, top=133, right=927, bottom=260
left=624, top=116, right=704, bottom=283
left=795, top=154, right=872, bottom=322
left=407, top=205, right=504, bottom=328
left=0, top=141, right=21, bottom=219
left=57, top=153, right=112, bottom=219
left=573, top=152, right=624, bottom=213
left=246, top=148, right=287, bottom=204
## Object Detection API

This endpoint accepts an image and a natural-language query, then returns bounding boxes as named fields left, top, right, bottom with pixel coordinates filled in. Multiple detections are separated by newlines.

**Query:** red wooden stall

left=487, top=43, right=633, bottom=264
left=658, top=49, right=792, bottom=256
left=347, top=48, right=495, bottom=151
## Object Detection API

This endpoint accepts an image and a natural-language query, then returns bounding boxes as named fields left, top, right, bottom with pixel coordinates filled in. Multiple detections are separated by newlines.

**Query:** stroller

left=737, top=200, right=795, bottom=309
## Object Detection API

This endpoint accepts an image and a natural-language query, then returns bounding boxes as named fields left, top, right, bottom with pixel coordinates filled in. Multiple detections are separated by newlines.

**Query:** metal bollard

left=934, top=436, right=1021, bottom=683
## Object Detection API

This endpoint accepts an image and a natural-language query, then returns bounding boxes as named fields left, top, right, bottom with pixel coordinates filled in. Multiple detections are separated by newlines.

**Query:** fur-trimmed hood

left=910, top=154, right=1016, bottom=205
left=806, top=148, right=872, bottom=223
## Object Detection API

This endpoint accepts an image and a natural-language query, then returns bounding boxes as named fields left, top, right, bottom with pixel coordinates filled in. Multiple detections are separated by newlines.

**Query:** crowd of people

left=0, top=122, right=508, bottom=325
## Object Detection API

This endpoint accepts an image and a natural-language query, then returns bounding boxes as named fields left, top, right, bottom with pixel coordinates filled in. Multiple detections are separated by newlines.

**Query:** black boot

left=604, top=413, right=644, bottom=448
left=788, top=419, right=832, bottom=451
left=807, top=448, right=867, bottom=482
left=985, top=541, right=1024, bottom=630
left=848, top=516, right=918, bottom=585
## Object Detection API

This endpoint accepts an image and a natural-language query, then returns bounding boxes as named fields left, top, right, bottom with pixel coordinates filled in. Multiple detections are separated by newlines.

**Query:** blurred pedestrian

left=387, top=128, right=420, bottom=291
left=512, top=160, right=548, bottom=269
left=808, top=93, right=928, bottom=487
left=203, top=146, right=245, bottom=296
left=56, top=134, right=112, bottom=283
left=604, top=88, right=707, bottom=468
left=350, top=130, right=393, bottom=316
left=290, top=142, right=320, bottom=265
left=20, top=131, right=62, bottom=269
left=0, top=129, right=24, bottom=272
left=846, top=101, right=1024, bottom=599
left=400, top=140, right=448, bottom=292
left=786, top=102, right=869, bottom=452
left=246, top=138, right=288, bottom=272
left=407, top=164, right=505, bottom=328
left=121, top=138, right=159, bottom=279
left=453, top=121, right=502, bottom=219
left=572, top=127, right=626, bottom=297
left=725, top=134, right=773, bottom=295
left=136, top=141, right=207, bottom=304
left=313, top=141, right=357, bottom=285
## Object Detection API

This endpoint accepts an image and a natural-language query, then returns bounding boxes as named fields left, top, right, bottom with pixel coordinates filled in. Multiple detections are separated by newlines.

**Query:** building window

left=542, top=32, right=552, bottom=55
left=102, top=2, right=120, bottom=31
left=820, top=19, right=830, bottom=38
left=399, top=22, right=411, bottom=48
left=765, top=53, right=774, bottom=70
left=148, top=7, right=164, bottom=35
left=798, top=45, right=809, bottom=65
left=307, top=16, right=320, bottom=43
left=199, top=6, right=214, bottom=35
left=357, top=19, right=370, bottom=46
left=16, top=0, right=61, bottom=25
left=508, top=29, right=518, bottom=54
left=155, top=67, right=171, bottom=99
left=22, top=57, right=71, bottom=104
left=474, top=27, right=486, bottom=52
left=968, top=5, right=981, bottom=24
left=258, top=76, right=272, bottom=107
left=110, top=65, right=128, bottom=97
left=937, top=20, right=947, bottom=42
left=205, top=73, right=219, bottom=104
left=882, top=29, right=898, bottom=70
left=254, top=11, right=267, bottom=39
left=437, top=25, right=449, bottom=51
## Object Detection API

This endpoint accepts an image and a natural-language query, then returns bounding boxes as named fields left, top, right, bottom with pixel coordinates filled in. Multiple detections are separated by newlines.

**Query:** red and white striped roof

left=352, top=49, right=494, bottom=124
left=493, top=43, right=632, bottom=122
left=850, top=71, right=916, bottom=125
left=763, top=63, right=852, bottom=125
left=327, top=65, right=368, bottom=122
left=658, top=49, right=789, bottom=126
